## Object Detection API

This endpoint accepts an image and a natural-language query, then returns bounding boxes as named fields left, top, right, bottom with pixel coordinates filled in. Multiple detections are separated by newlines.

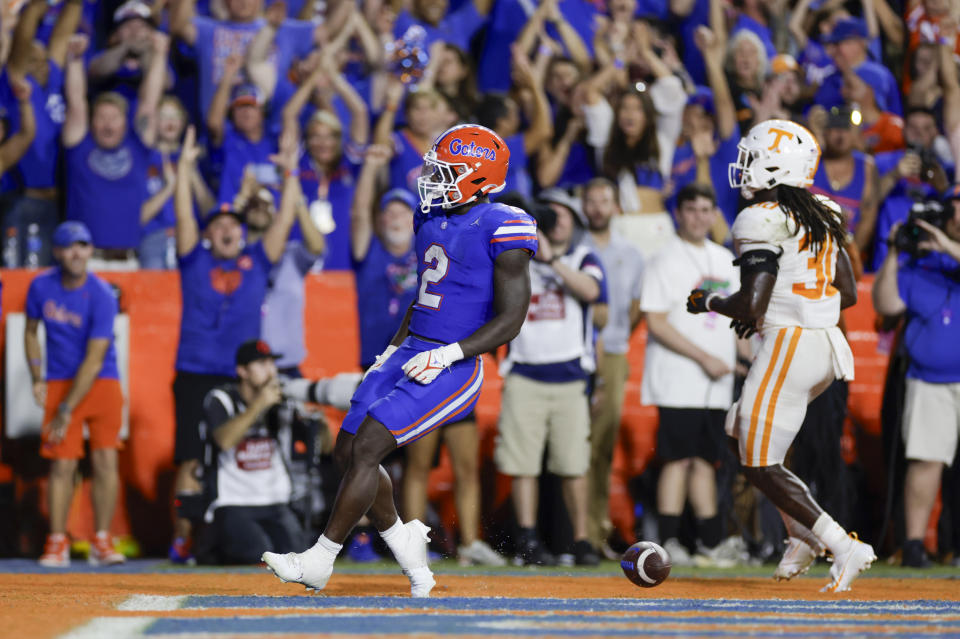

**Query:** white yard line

left=116, top=594, right=188, bottom=611
left=59, top=617, right=155, bottom=639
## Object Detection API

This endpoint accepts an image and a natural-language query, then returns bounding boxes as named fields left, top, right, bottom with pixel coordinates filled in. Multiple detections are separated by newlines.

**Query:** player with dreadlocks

left=685, top=119, right=875, bottom=592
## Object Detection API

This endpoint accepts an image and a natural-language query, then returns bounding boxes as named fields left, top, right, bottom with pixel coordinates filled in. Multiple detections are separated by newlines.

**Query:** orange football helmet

left=417, top=124, right=510, bottom=213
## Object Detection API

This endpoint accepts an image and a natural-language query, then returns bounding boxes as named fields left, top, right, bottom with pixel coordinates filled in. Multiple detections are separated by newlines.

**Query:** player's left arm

left=402, top=248, right=532, bottom=384
left=833, top=246, right=858, bottom=310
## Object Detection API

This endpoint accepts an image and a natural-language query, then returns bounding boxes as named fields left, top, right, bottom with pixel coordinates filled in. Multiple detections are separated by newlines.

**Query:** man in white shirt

left=640, top=183, right=746, bottom=566
left=581, top=178, right=645, bottom=554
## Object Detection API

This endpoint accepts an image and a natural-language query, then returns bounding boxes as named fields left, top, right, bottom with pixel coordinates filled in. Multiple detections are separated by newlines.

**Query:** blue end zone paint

left=142, top=615, right=960, bottom=638
left=181, top=595, right=960, bottom=616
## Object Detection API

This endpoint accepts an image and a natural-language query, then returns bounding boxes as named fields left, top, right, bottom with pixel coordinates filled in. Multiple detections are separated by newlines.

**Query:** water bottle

left=25, top=224, right=41, bottom=268
left=3, top=227, right=18, bottom=268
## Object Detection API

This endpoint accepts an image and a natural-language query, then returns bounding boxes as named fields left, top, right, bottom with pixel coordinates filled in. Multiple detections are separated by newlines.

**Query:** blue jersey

left=408, top=202, right=538, bottom=344
left=810, top=151, right=868, bottom=232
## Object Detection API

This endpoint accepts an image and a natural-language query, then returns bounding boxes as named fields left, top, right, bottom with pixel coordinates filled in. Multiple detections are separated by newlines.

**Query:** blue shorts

left=341, top=336, right=484, bottom=446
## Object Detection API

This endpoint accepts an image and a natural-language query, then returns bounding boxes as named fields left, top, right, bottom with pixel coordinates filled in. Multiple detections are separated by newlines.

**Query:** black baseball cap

left=236, top=339, right=282, bottom=366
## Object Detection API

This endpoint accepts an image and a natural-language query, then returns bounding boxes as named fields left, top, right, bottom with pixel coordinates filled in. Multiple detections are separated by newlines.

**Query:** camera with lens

left=529, top=202, right=557, bottom=237
left=894, top=199, right=948, bottom=258
left=906, top=143, right=940, bottom=183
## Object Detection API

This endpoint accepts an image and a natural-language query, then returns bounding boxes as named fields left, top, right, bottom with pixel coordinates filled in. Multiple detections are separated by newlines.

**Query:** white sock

left=378, top=518, right=404, bottom=543
left=779, top=510, right=823, bottom=552
left=811, top=513, right=852, bottom=555
left=312, top=534, right=343, bottom=560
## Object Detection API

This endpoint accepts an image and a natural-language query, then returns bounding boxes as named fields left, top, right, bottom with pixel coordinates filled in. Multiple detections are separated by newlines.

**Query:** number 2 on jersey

left=792, top=234, right=838, bottom=300
left=417, top=243, right=449, bottom=309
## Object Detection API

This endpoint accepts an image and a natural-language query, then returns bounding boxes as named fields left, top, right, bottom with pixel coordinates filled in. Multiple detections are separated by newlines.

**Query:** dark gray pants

left=213, top=503, right=305, bottom=564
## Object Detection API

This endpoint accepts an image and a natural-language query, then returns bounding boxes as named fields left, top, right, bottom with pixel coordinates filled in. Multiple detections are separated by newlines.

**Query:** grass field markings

left=118, top=595, right=188, bottom=611
left=173, top=595, right=960, bottom=615
left=120, top=614, right=960, bottom=637
left=58, top=617, right=155, bottom=639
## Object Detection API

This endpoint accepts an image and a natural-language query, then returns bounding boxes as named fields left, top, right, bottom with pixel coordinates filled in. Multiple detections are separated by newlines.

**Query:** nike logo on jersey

left=471, top=218, right=481, bottom=226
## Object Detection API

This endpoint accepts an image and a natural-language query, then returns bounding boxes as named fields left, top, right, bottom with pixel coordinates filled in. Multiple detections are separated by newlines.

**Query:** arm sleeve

left=486, top=207, right=539, bottom=260
left=25, top=280, right=43, bottom=319
left=202, top=388, right=233, bottom=432
left=88, top=283, right=118, bottom=340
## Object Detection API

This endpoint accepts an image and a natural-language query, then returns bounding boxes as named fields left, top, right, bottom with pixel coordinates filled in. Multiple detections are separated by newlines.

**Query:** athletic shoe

left=168, top=537, right=196, bottom=565
left=89, top=532, right=125, bottom=566
left=662, top=538, right=694, bottom=567
left=391, top=520, right=434, bottom=597
left=39, top=534, right=70, bottom=567
left=457, top=539, right=507, bottom=566
left=513, top=535, right=556, bottom=567
left=821, top=533, right=876, bottom=592
left=694, top=536, right=749, bottom=568
left=262, top=546, right=335, bottom=591
left=573, top=540, right=601, bottom=566
left=346, top=532, right=381, bottom=563
left=774, top=536, right=823, bottom=581
left=901, top=539, right=931, bottom=568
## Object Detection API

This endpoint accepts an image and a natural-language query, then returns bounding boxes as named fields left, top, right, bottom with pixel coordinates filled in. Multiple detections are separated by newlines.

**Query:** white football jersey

left=731, top=197, right=843, bottom=330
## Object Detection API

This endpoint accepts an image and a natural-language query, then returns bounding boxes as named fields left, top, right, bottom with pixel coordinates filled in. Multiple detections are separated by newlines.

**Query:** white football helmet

left=728, top=119, right=821, bottom=190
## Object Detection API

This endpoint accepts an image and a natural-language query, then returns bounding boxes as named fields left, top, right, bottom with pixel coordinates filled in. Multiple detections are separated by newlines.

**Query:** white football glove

left=363, top=344, right=398, bottom=381
left=402, top=343, right=464, bottom=384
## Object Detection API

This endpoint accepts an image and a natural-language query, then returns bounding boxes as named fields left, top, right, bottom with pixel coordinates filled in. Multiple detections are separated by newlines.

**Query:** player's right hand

left=729, top=319, right=757, bottom=339
left=363, top=344, right=398, bottom=381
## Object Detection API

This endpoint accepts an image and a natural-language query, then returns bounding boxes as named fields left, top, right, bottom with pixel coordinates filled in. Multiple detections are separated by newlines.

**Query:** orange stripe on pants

left=746, top=328, right=787, bottom=465
left=759, top=327, right=803, bottom=466
left=392, top=358, right=481, bottom=436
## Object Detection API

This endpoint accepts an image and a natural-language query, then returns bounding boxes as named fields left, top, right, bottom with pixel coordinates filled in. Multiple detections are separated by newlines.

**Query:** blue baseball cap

left=851, top=62, right=889, bottom=111
left=379, top=188, right=418, bottom=212
left=686, top=86, right=715, bottom=115
left=822, top=17, right=868, bottom=44
left=52, top=221, right=93, bottom=248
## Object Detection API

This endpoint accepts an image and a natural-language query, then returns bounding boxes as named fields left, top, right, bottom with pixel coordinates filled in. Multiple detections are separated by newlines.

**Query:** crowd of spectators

left=4, top=0, right=960, bottom=569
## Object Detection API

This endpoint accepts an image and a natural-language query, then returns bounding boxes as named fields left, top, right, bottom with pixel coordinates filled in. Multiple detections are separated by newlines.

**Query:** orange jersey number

left=792, top=234, right=838, bottom=300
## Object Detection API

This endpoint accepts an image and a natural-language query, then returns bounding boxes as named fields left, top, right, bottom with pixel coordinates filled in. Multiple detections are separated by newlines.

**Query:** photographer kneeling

left=200, top=340, right=359, bottom=564
left=873, top=188, right=960, bottom=567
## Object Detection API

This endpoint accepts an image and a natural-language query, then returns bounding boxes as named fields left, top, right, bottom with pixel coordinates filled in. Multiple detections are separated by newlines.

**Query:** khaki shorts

left=494, top=374, right=590, bottom=477
left=902, top=378, right=960, bottom=465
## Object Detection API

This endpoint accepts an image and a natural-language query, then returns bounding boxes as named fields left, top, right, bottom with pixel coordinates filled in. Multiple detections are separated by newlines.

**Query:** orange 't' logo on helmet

left=767, top=127, right=795, bottom=152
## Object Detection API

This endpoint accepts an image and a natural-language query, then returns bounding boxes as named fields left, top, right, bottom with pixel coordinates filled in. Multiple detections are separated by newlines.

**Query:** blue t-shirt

left=299, top=154, right=360, bottom=271
left=478, top=0, right=596, bottom=92
left=26, top=269, right=119, bottom=381
left=730, top=14, right=775, bottom=59
left=815, top=61, right=902, bottom=115
left=217, top=123, right=280, bottom=207
left=65, top=131, right=153, bottom=249
left=353, top=237, right=419, bottom=367
left=409, top=202, right=538, bottom=343
left=389, top=130, right=428, bottom=194
left=0, top=64, right=65, bottom=188
left=176, top=241, right=274, bottom=375
left=669, top=125, right=741, bottom=226
left=871, top=150, right=952, bottom=270
left=898, top=253, right=960, bottom=383
left=810, top=151, right=868, bottom=232
left=503, top=133, right=531, bottom=199
left=143, top=149, right=178, bottom=237
left=675, top=0, right=710, bottom=86
left=193, top=16, right=315, bottom=121
left=393, top=3, right=484, bottom=50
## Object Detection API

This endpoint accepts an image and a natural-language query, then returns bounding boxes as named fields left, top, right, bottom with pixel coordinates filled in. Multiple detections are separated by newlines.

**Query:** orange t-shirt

left=862, top=112, right=905, bottom=154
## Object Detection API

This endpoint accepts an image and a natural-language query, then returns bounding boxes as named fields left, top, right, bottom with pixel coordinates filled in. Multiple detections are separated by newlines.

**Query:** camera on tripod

left=894, top=199, right=948, bottom=258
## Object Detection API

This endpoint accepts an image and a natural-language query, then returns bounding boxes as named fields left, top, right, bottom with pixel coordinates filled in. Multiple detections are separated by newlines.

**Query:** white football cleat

left=393, top=520, right=435, bottom=597
left=774, top=537, right=823, bottom=581
left=821, top=534, right=876, bottom=593
left=262, top=547, right=334, bottom=591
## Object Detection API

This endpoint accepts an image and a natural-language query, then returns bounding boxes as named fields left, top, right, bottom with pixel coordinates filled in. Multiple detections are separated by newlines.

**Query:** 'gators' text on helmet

left=417, top=124, right=510, bottom=214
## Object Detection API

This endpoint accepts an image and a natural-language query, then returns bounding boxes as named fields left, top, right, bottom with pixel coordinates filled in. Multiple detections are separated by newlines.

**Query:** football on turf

left=621, top=541, right=671, bottom=588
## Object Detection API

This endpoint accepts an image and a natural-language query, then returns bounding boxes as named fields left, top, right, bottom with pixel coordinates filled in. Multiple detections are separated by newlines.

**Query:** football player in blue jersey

left=264, top=124, right=538, bottom=596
